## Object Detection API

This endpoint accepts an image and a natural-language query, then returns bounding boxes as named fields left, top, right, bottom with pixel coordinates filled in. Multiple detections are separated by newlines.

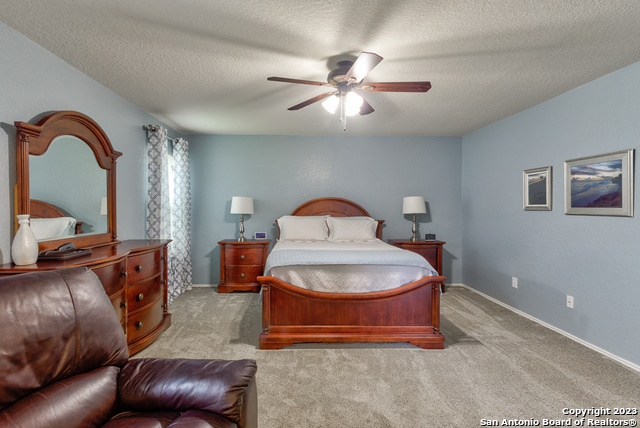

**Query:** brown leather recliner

left=0, top=267, right=257, bottom=428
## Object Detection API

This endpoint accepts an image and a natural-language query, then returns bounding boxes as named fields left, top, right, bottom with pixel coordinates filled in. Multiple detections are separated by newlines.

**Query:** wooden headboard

left=30, top=199, right=83, bottom=234
left=288, top=197, right=384, bottom=239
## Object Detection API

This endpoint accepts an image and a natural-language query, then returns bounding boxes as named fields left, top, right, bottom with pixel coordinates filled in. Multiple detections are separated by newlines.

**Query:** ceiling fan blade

left=268, top=76, right=330, bottom=87
left=345, top=52, right=383, bottom=83
left=360, top=81, right=432, bottom=92
left=287, top=91, right=336, bottom=110
left=359, top=97, right=375, bottom=116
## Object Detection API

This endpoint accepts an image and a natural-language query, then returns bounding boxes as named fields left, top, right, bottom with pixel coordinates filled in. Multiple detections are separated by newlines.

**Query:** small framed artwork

left=523, top=166, right=552, bottom=211
left=564, top=149, right=634, bottom=217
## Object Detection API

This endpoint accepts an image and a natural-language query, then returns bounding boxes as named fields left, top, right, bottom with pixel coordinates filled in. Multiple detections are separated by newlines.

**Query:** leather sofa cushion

left=118, top=358, right=257, bottom=422
left=104, top=410, right=237, bottom=428
left=0, top=268, right=128, bottom=411
left=0, top=366, right=119, bottom=427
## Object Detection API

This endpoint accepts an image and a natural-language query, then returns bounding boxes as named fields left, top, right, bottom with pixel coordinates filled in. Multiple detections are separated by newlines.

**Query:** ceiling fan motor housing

left=328, top=61, right=355, bottom=85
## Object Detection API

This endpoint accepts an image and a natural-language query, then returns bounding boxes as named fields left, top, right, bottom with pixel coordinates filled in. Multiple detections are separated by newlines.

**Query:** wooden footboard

left=257, top=275, right=446, bottom=350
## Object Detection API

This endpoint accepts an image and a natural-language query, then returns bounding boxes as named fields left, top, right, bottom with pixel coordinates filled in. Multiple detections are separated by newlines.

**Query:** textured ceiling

left=3, top=0, right=640, bottom=136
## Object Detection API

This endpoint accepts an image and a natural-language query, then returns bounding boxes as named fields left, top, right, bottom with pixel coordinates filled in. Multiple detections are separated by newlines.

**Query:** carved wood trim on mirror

left=15, top=111, right=122, bottom=251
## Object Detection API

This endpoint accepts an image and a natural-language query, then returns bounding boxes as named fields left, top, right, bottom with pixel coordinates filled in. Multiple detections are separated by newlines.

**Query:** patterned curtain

left=145, top=125, right=193, bottom=303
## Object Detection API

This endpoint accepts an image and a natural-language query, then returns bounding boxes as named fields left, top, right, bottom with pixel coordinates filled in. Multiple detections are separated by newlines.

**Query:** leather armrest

left=117, top=358, right=257, bottom=424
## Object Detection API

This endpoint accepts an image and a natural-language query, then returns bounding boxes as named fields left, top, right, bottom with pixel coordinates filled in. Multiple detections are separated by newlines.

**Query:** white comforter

left=264, top=239, right=437, bottom=293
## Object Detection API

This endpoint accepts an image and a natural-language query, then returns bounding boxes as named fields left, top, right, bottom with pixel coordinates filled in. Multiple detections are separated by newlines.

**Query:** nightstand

left=387, top=239, right=445, bottom=276
left=218, top=239, right=270, bottom=293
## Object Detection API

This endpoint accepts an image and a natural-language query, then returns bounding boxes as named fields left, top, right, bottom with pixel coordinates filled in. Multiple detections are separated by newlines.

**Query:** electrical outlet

left=566, top=295, right=574, bottom=309
left=512, top=277, right=518, bottom=288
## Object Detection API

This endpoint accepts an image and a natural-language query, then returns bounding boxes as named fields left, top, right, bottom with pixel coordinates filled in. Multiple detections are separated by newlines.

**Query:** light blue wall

left=0, top=21, right=170, bottom=262
left=189, top=135, right=462, bottom=285
left=461, top=61, right=640, bottom=366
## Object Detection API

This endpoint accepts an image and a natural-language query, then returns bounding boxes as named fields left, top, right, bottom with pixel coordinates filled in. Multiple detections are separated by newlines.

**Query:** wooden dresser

left=218, top=239, right=270, bottom=293
left=0, top=239, right=171, bottom=355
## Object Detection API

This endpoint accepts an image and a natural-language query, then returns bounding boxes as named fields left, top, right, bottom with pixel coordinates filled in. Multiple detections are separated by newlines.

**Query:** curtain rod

left=143, top=124, right=176, bottom=142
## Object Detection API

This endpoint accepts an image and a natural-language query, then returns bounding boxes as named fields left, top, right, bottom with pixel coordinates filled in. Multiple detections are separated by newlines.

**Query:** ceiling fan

left=267, top=52, right=431, bottom=129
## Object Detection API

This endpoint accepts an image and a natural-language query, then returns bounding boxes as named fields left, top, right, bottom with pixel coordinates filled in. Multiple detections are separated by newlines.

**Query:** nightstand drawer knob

left=240, top=254, right=246, bottom=260
left=240, top=272, right=246, bottom=278
left=135, top=321, right=144, bottom=329
left=137, top=293, right=144, bottom=301
left=136, top=265, right=143, bottom=273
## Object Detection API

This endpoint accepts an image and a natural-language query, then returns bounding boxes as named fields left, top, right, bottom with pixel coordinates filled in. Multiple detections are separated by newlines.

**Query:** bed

left=29, top=199, right=82, bottom=240
left=257, top=197, right=446, bottom=350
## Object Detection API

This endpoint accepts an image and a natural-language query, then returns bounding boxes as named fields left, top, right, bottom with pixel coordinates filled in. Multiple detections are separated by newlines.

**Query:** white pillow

left=327, top=216, right=378, bottom=241
left=277, top=215, right=328, bottom=241
left=30, top=217, right=77, bottom=240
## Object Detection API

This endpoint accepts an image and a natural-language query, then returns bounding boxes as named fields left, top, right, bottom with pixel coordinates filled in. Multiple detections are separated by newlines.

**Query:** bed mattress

left=264, top=239, right=437, bottom=293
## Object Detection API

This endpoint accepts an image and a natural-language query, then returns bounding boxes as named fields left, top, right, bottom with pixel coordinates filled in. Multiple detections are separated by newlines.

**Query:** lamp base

left=237, top=215, right=247, bottom=242
left=410, top=215, right=419, bottom=242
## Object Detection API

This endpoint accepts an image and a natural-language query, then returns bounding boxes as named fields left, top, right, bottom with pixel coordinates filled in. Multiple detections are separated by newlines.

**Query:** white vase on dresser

left=11, top=214, right=39, bottom=265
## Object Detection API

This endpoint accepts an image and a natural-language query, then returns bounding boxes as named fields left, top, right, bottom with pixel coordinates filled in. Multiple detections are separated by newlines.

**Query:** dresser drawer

left=92, top=259, right=126, bottom=297
left=127, top=299, right=164, bottom=343
left=127, top=274, right=163, bottom=312
left=224, top=247, right=264, bottom=265
left=110, top=290, right=127, bottom=331
left=127, top=250, right=162, bottom=283
left=225, top=265, right=264, bottom=283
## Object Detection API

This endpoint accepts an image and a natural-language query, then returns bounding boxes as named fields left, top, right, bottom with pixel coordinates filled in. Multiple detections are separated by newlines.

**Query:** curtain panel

left=145, top=125, right=193, bottom=302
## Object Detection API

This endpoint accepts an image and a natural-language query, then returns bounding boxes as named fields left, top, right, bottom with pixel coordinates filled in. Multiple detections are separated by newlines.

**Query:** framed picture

left=564, top=149, right=634, bottom=217
left=523, top=166, right=552, bottom=211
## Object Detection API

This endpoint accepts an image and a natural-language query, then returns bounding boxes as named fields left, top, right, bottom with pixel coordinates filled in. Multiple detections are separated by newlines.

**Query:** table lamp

left=230, top=196, right=254, bottom=242
left=402, top=196, right=426, bottom=242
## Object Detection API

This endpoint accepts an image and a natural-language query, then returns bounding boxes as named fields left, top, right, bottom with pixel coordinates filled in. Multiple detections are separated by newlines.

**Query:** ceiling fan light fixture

left=344, top=91, right=363, bottom=116
left=322, top=95, right=339, bottom=114
left=322, top=92, right=363, bottom=116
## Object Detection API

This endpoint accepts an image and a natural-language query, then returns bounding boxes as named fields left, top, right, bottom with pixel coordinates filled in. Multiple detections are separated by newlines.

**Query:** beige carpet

left=136, top=286, right=639, bottom=427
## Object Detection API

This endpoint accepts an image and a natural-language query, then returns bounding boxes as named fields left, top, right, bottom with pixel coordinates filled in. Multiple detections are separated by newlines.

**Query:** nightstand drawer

left=224, top=248, right=264, bottom=265
left=225, top=265, right=264, bottom=283
left=405, top=246, right=437, bottom=264
left=127, top=250, right=162, bottom=283
left=387, top=239, right=445, bottom=276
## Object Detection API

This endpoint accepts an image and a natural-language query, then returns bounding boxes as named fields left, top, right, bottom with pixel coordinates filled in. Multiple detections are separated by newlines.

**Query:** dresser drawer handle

left=240, top=272, right=246, bottom=278
left=120, top=301, right=127, bottom=309
left=137, top=293, right=144, bottom=301
left=240, top=254, right=245, bottom=260
left=136, top=265, right=144, bottom=273
left=135, top=321, right=144, bottom=329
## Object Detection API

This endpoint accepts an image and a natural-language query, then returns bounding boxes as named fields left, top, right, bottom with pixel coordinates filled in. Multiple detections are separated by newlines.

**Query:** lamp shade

left=230, top=197, right=254, bottom=214
left=402, top=196, right=426, bottom=214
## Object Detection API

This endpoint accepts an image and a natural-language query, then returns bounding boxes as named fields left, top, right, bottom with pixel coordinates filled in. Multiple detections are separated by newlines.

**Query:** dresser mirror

left=15, top=111, right=122, bottom=251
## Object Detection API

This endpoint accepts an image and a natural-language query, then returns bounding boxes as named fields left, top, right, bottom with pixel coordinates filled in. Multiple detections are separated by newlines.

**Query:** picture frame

left=564, top=149, right=634, bottom=217
left=523, top=166, right=552, bottom=211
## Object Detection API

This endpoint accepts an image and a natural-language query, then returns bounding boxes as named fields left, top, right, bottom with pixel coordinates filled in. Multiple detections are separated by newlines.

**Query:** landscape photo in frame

left=564, top=149, right=634, bottom=217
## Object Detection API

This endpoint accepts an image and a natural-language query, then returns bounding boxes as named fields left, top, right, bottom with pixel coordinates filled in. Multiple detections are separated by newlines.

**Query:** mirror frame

left=15, top=111, right=122, bottom=251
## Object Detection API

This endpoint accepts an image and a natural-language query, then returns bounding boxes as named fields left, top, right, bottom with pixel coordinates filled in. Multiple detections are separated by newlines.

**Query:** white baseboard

left=191, top=283, right=215, bottom=288
left=456, top=284, right=640, bottom=373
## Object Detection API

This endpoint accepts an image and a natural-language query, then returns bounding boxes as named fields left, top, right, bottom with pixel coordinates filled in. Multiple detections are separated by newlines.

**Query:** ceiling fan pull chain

left=338, top=86, right=344, bottom=128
